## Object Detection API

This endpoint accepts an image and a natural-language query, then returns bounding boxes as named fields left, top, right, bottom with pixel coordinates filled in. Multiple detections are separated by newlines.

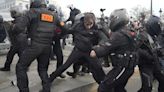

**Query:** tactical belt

left=110, top=53, right=133, bottom=58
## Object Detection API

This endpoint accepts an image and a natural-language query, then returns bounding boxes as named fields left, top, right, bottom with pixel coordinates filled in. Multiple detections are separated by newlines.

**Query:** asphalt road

left=0, top=44, right=158, bottom=92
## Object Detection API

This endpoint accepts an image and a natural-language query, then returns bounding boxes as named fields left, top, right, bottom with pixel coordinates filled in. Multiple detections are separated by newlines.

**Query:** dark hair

left=84, top=12, right=96, bottom=23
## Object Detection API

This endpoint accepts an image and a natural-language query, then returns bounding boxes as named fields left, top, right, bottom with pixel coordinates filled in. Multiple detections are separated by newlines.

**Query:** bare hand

left=90, top=50, right=97, bottom=57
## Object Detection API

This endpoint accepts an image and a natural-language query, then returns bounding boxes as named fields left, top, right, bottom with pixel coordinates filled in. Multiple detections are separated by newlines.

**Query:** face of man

left=132, top=21, right=140, bottom=29
left=84, top=18, right=94, bottom=30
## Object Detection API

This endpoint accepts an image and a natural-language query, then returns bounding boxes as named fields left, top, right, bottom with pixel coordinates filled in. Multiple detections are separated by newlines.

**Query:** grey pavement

left=0, top=44, right=158, bottom=92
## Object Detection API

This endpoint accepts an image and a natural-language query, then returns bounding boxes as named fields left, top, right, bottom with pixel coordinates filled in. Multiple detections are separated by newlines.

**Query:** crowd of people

left=0, top=0, right=164, bottom=92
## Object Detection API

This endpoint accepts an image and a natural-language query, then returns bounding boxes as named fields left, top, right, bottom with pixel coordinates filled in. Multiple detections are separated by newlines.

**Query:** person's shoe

left=66, top=71, right=77, bottom=78
left=102, top=63, right=110, bottom=67
left=50, top=56, right=56, bottom=60
left=59, top=74, right=66, bottom=78
left=78, top=71, right=85, bottom=76
left=0, top=67, right=10, bottom=71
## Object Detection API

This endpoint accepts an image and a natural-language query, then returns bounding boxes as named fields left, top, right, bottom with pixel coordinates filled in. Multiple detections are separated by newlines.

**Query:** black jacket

left=68, top=22, right=101, bottom=52
left=137, top=30, right=158, bottom=65
left=94, top=27, right=137, bottom=67
left=94, top=27, right=135, bottom=57
left=0, top=23, right=6, bottom=43
left=7, top=16, right=24, bottom=46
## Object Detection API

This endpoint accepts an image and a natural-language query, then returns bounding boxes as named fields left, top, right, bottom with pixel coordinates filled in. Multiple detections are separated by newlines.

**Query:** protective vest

left=111, top=29, right=137, bottom=68
left=29, top=8, right=56, bottom=44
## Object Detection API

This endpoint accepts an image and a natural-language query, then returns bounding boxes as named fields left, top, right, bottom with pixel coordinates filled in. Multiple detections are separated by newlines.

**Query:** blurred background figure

left=0, top=15, right=7, bottom=43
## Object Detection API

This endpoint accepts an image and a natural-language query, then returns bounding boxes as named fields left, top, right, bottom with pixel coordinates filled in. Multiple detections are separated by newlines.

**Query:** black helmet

left=109, top=8, right=129, bottom=31
left=30, top=0, right=47, bottom=8
left=0, top=15, right=3, bottom=23
left=146, top=15, right=162, bottom=37
left=10, top=7, right=22, bottom=18
left=48, top=4, right=56, bottom=11
left=74, top=13, right=85, bottom=21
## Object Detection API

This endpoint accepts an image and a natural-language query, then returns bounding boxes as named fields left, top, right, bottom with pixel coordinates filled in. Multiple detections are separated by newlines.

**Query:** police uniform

left=92, top=9, right=137, bottom=92
left=13, top=1, right=63, bottom=92
left=0, top=10, right=26, bottom=71
left=137, top=15, right=164, bottom=92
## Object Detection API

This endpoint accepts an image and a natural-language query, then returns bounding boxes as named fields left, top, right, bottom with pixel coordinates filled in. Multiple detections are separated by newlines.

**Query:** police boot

left=81, top=66, right=90, bottom=73
left=0, top=67, right=10, bottom=71
left=78, top=71, right=85, bottom=76
left=66, top=71, right=77, bottom=78
left=102, top=62, right=110, bottom=67
left=59, top=74, right=66, bottom=78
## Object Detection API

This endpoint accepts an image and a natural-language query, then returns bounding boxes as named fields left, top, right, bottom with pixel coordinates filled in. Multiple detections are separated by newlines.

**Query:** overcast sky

left=49, top=0, right=164, bottom=18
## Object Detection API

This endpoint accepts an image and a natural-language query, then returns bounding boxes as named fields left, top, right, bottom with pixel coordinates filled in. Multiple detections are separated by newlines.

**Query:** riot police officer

left=158, top=30, right=164, bottom=70
left=12, top=0, right=64, bottom=92
left=90, top=8, right=137, bottom=92
left=0, top=15, right=6, bottom=43
left=0, top=8, right=26, bottom=71
left=137, top=15, right=164, bottom=92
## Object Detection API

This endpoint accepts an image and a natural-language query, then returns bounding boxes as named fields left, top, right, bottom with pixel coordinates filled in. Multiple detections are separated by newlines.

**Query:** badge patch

left=41, top=14, right=53, bottom=22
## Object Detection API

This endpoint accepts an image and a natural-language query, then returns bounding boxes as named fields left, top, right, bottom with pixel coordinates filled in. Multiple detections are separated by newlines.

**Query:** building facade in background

left=0, top=0, right=29, bottom=21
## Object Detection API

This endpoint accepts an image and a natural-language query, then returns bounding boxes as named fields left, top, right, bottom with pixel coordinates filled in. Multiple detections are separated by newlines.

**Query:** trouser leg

left=153, top=64, right=164, bottom=92
left=4, top=46, right=18, bottom=68
left=49, top=48, right=81, bottom=82
left=114, top=68, right=134, bottom=92
left=85, top=56, right=105, bottom=84
left=16, top=44, right=41, bottom=92
left=53, top=40, right=64, bottom=69
left=138, top=66, right=153, bottom=92
left=37, top=46, right=51, bottom=92
left=98, top=67, right=126, bottom=92
left=73, top=62, right=81, bottom=74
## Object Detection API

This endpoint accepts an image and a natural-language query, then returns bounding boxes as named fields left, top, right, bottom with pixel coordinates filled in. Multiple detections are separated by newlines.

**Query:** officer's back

left=13, top=1, right=60, bottom=92
left=26, top=8, right=57, bottom=44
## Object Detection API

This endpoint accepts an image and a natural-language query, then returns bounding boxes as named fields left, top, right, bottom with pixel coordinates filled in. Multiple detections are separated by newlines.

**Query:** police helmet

left=10, top=7, right=22, bottom=18
left=0, top=15, right=3, bottom=23
left=30, top=0, right=47, bottom=8
left=109, top=8, right=129, bottom=31
left=146, top=15, right=162, bottom=37
left=48, top=4, right=56, bottom=11
left=74, top=13, right=85, bottom=22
